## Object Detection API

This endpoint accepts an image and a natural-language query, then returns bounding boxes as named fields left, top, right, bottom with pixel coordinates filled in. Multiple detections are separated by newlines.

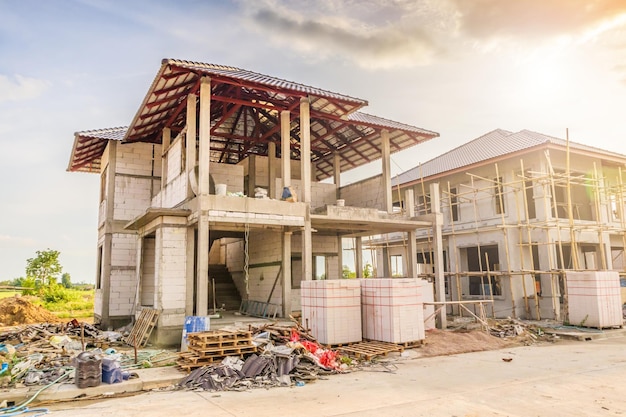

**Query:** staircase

left=209, top=264, right=242, bottom=311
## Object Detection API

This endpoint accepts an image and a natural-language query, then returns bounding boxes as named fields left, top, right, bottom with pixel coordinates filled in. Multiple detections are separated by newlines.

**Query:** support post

left=281, top=110, right=291, bottom=189
left=282, top=231, right=292, bottom=317
left=355, top=237, right=363, bottom=278
left=268, top=141, right=276, bottom=199
left=186, top=93, right=197, bottom=197
left=196, top=76, right=211, bottom=316
left=300, top=97, right=311, bottom=204
left=185, top=228, right=195, bottom=315
left=161, top=128, right=171, bottom=189
left=381, top=130, right=392, bottom=213
left=334, top=153, right=341, bottom=199
left=101, top=140, right=117, bottom=328
left=430, top=183, right=447, bottom=329
left=405, top=189, right=418, bottom=278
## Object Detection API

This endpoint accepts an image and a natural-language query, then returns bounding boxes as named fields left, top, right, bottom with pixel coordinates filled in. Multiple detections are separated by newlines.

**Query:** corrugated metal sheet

left=67, top=127, right=127, bottom=173
left=166, top=59, right=368, bottom=106
left=348, top=112, right=439, bottom=136
left=393, top=129, right=626, bottom=186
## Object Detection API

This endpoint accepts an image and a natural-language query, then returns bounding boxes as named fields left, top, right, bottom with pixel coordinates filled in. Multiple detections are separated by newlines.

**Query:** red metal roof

left=69, top=59, right=439, bottom=178
left=67, top=127, right=126, bottom=173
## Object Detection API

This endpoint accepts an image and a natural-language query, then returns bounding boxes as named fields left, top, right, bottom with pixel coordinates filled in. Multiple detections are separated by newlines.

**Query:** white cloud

left=0, top=234, right=37, bottom=248
left=0, top=74, right=50, bottom=103
left=237, top=0, right=455, bottom=69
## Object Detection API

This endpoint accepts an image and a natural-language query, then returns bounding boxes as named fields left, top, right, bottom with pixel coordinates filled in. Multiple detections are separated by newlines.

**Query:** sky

left=1, top=0, right=626, bottom=283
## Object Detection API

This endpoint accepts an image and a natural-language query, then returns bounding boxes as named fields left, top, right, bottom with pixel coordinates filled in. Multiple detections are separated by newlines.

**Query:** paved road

left=46, top=336, right=626, bottom=417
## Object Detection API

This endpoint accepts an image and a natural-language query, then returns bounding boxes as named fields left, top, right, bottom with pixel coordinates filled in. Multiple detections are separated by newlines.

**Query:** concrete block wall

left=274, top=179, right=337, bottom=209
left=113, top=143, right=160, bottom=220
left=140, top=237, right=156, bottom=307
left=152, top=225, right=187, bottom=346
left=108, top=233, right=138, bottom=317
left=340, top=175, right=385, bottom=210
left=210, top=163, right=244, bottom=194
left=116, top=143, right=160, bottom=177
left=166, top=139, right=183, bottom=183
left=152, top=174, right=187, bottom=208
left=113, top=175, right=154, bottom=220
left=247, top=230, right=283, bottom=304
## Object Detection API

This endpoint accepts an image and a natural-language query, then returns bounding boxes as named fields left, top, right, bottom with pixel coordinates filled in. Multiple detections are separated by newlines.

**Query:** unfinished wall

left=152, top=225, right=188, bottom=345
left=340, top=175, right=385, bottom=210
left=109, top=233, right=138, bottom=317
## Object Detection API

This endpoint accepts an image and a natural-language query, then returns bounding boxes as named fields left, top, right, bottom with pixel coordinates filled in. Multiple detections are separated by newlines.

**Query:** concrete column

left=381, top=130, right=392, bottom=213
left=405, top=189, right=418, bottom=278
left=101, top=140, right=117, bottom=327
left=302, top=219, right=313, bottom=282
left=337, top=236, right=343, bottom=278
left=196, top=76, right=211, bottom=316
left=300, top=97, right=311, bottom=204
left=134, top=235, right=143, bottom=313
left=186, top=93, right=197, bottom=197
left=161, top=128, right=171, bottom=189
left=334, top=153, right=341, bottom=199
left=198, top=78, right=211, bottom=196
left=185, top=228, right=195, bottom=315
left=355, top=237, right=363, bottom=278
left=430, top=183, right=446, bottom=329
left=268, top=141, right=276, bottom=199
left=281, top=110, right=291, bottom=189
left=282, top=231, right=292, bottom=317
left=247, top=155, right=256, bottom=197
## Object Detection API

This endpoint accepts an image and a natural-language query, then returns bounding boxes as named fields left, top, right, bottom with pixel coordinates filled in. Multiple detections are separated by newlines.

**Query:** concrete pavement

left=38, top=335, right=626, bottom=417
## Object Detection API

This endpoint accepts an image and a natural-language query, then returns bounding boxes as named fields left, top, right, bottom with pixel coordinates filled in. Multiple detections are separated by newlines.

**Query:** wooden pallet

left=338, top=341, right=404, bottom=360
left=178, top=330, right=257, bottom=370
left=188, top=345, right=257, bottom=358
left=124, top=308, right=159, bottom=347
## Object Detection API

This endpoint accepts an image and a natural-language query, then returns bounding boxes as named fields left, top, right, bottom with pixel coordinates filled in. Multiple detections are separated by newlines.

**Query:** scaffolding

left=375, top=136, right=626, bottom=322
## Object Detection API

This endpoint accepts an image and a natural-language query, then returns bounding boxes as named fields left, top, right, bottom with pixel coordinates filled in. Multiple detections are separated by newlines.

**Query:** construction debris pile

left=177, top=324, right=348, bottom=392
left=0, top=299, right=176, bottom=389
left=488, top=318, right=557, bottom=345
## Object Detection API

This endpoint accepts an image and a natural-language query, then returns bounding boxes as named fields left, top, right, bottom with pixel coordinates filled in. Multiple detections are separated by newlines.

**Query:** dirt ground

left=0, top=296, right=60, bottom=327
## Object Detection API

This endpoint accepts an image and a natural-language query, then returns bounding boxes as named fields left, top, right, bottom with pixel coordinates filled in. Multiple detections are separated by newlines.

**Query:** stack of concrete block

left=360, top=278, right=425, bottom=344
left=566, top=271, right=622, bottom=328
left=300, top=279, right=362, bottom=345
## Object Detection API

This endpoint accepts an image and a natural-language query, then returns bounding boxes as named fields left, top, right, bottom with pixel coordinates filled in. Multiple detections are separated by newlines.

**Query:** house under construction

left=67, top=58, right=441, bottom=345
left=377, top=129, right=626, bottom=322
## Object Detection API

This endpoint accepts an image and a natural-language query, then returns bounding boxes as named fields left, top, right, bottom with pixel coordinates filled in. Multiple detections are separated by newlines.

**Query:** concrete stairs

left=209, top=264, right=242, bottom=311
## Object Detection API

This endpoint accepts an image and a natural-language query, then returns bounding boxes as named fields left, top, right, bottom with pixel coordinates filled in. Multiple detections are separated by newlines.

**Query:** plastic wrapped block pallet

left=301, top=279, right=362, bottom=345
left=361, top=278, right=425, bottom=344
left=566, top=271, right=622, bottom=328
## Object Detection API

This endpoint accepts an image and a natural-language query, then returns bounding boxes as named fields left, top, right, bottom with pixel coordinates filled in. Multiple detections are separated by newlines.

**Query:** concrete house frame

left=381, top=129, right=626, bottom=322
left=67, top=59, right=440, bottom=345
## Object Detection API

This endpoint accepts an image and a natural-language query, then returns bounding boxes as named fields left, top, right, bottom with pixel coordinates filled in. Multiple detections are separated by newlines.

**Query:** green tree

left=25, top=249, right=63, bottom=287
left=61, top=272, right=72, bottom=288
left=342, top=265, right=356, bottom=279
left=363, top=262, right=373, bottom=278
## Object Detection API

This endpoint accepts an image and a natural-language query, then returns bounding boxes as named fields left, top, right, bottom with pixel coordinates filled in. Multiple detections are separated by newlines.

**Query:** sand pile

left=0, top=296, right=61, bottom=326
left=420, top=329, right=511, bottom=357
